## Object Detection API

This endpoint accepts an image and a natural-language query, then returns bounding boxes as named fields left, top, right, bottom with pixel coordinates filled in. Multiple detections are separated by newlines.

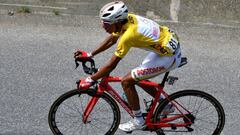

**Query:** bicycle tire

left=48, top=89, right=121, bottom=135
left=154, top=90, right=225, bottom=135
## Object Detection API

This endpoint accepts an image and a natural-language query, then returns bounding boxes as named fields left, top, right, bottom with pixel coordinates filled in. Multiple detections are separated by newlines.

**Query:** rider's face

left=101, top=21, right=116, bottom=34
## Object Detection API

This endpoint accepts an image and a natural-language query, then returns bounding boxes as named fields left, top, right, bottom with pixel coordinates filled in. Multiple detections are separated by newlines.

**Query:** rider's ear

left=115, top=22, right=123, bottom=32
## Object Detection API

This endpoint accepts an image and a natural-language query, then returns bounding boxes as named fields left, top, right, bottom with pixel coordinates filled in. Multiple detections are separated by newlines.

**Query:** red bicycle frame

left=81, top=75, right=193, bottom=130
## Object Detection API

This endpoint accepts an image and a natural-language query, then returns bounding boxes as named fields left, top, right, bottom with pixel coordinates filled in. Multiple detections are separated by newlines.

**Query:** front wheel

left=48, top=89, right=121, bottom=135
left=154, top=90, right=225, bottom=135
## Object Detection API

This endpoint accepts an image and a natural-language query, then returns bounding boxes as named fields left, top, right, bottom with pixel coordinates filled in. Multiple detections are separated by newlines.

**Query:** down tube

left=105, top=84, right=134, bottom=118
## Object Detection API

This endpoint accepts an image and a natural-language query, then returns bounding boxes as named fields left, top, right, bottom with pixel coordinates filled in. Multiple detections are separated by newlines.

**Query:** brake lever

left=75, top=59, right=80, bottom=69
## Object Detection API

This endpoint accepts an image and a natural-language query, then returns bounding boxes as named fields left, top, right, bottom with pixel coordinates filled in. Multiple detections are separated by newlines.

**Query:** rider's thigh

left=131, top=49, right=181, bottom=81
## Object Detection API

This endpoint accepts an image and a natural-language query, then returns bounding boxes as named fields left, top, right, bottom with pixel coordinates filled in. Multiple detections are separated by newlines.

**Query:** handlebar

left=74, top=50, right=98, bottom=75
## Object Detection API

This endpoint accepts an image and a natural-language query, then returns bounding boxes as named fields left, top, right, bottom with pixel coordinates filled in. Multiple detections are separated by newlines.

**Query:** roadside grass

left=17, top=7, right=31, bottom=13
left=53, top=10, right=60, bottom=15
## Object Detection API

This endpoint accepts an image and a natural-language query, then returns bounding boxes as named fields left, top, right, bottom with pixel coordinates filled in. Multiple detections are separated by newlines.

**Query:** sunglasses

left=102, top=21, right=114, bottom=28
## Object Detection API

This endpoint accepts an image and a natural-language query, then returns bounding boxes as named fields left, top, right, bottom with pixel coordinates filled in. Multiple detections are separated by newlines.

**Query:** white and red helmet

left=99, top=1, right=128, bottom=24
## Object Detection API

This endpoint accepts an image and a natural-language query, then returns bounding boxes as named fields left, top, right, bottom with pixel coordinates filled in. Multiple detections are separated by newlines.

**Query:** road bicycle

left=48, top=50, right=225, bottom=135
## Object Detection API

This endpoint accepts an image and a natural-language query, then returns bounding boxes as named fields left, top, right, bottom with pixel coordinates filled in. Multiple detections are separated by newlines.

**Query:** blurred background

left=0, top=0, right=239, bottom=135
left=0, top=0, right=239, bottom=26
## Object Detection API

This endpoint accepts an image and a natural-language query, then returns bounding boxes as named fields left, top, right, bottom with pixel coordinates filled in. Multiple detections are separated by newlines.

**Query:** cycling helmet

left=99, top=1, right=128, bottom=24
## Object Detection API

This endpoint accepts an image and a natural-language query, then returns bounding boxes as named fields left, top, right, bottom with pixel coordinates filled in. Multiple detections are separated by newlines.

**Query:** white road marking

left=0, top=3, right=67, bottom=10
left=155, top=19, right=240, bottom=29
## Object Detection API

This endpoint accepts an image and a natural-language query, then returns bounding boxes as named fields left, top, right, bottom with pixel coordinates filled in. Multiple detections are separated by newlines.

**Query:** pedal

left=167, top=76, right=178, bottom=85
left=141, top=125, right=148, bottom=131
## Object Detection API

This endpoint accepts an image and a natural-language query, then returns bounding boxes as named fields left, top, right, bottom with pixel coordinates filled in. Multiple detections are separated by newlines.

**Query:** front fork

left=76, top=80, right=103, bottom=124
left=82, top=96, right=99, bottom=123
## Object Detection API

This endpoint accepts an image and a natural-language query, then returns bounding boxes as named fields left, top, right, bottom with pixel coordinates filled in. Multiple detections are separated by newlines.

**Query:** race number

left=166, top=38, right=178, bottom=54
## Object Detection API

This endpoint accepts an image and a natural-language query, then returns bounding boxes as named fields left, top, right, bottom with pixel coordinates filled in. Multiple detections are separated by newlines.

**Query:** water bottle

left=159, top=95, right=164, bottom=101
left=121, top=93, right=128, bottom=103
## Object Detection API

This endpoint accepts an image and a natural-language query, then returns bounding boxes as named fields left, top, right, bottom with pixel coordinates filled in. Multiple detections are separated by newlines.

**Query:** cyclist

left=74, top=1, right=182, bottom=132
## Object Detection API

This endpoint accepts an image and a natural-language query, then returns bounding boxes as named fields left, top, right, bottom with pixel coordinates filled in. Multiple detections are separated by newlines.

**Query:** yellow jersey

left=113, top=13, right=179, bottom=58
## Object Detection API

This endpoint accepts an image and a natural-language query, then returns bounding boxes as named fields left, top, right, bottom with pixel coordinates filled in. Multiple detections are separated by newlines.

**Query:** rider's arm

left=91, top=55, right=121, bottom=81
left=91, top=35, right=119, bottom=57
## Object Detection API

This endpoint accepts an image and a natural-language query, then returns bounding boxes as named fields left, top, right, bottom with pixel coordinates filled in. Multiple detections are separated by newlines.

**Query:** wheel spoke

left=154, top=90, right=225, bottom=135
left=48, top=90, right=120, bottom=135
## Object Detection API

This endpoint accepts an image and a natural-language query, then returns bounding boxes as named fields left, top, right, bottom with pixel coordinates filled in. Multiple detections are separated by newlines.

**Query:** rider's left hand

left=78, top=77, right=95, bottom=90
left=74, top=49, right=93, bottom=59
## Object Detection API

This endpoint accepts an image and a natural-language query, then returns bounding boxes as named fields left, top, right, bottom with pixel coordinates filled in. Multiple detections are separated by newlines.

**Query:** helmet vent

left=108, top=6, right=114, bottom=11
left=103, top=13, right=111, bottom=17
left=115, top=15, right=121, bottom=19
left=121, top=5, right=125, bottom=8
left=124, top=9, right=128, bottom=13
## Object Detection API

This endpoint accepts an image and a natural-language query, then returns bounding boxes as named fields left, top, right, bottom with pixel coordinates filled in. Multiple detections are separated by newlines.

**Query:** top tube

left=103, top=75, right=161, bottom=88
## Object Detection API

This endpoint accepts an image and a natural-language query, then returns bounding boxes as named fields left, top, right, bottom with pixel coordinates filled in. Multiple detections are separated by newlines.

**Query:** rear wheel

left=154, top=90, right=225, bottom=135
left=48, top=89, right=121, bottom=135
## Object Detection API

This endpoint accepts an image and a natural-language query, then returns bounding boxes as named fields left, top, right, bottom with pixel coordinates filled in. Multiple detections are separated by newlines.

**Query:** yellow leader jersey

left=113, top=13, right=179, bottom=58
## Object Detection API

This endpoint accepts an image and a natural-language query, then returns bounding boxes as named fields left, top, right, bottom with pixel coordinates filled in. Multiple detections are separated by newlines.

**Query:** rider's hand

left=78, top=77, right=95, bottom=90
left=74, top=49, right=93, bottom=59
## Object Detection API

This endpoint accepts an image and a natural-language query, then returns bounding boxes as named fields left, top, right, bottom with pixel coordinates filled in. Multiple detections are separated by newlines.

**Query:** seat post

left=160, top=71, right=170, bottom=87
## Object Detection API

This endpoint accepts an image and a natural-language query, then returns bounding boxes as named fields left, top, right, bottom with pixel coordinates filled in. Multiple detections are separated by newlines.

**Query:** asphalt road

left=0, top=14, right=240, bottom=135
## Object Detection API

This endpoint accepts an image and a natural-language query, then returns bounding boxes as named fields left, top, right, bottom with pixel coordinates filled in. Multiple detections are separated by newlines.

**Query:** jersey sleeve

left=114, top=31, right=132, bottom=58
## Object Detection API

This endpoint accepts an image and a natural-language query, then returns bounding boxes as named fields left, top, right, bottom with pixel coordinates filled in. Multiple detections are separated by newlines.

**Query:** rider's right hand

left=78, top=77, right=95, bottom=90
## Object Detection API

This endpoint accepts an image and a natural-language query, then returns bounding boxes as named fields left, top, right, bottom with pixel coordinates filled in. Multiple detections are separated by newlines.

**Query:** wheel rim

left=49, top=91, right=119, bottom=135
left=154, top=91, right=224, bottom=135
